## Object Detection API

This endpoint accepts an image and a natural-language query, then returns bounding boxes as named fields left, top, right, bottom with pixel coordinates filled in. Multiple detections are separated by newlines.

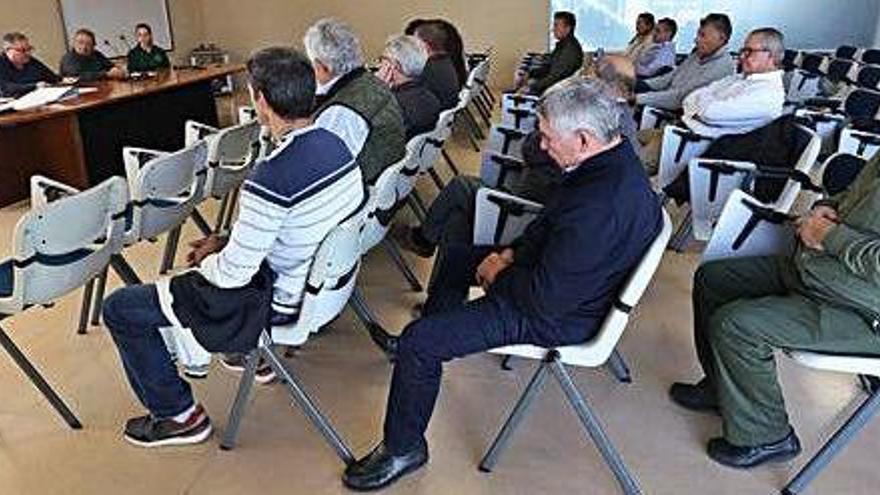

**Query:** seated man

left=60, top=28, right=126, bottom=81
left=305, top=18, right=406, bottom=184
left=635, top=13, right=736, bottom=171
left=395, top=56, right=641, bottom=257
left=0, top=32, right=60, bottom=97
left=635, top=17, right=677, bottom=79
left=634, top=13, right=735, bottom=109
left=623, top=12, right=656, bottom=63
left=101, top=47, right=365, bottom=447
left=413, top=21, right=463, bottom=109
left=641, top=28, right=786, bottom=175
left=680, top=28, right=785, bottom=139
left=126, top=23, right=170, bottom=73
left=670, top=151, right=880, bottom=468
left=342, top=78, right=662, bottom=490
left=376, top=34, right=442, bottom=139
left=518, top=11, right=583, bottom=95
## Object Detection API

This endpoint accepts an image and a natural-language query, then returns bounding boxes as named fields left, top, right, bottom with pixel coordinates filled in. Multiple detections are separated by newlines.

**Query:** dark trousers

left=693, top=256, right=879, bottom=446
left=420, top=176, right=482, bottom=247
left=382, top=244, right=588, bottom=453
left=103, top=284, right=194, bottom=418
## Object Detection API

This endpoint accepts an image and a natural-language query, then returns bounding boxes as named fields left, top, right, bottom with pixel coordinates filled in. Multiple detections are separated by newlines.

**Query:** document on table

left=0, top=86, right=78, bottom=112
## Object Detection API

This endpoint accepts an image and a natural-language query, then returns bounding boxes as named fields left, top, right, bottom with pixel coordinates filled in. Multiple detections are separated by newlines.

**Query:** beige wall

left=2, top=1, right=550, bottom=83
left=1, top=0, right=204, bottom=71
left=196, top=0, right=551, bottom=85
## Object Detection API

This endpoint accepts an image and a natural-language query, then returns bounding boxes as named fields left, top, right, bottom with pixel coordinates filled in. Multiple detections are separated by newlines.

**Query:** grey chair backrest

left=205, top=120, right=262, bottom=199
left=127, top=142, right=209, bottom=242
left=6, top=176, right=128, bottom=310
left=361, top=158, right=406, bottom=254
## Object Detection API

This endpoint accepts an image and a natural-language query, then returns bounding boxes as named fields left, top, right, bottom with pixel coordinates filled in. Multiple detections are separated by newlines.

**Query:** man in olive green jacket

left=304, top=18, right=406, bottom=184
left=670, top=153, right=880, bottom=469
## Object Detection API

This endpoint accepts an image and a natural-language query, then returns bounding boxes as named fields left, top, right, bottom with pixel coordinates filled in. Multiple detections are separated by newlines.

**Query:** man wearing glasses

left=680, top=28, right=786, bottom=138
left=0, top=32, right=60, bottom=97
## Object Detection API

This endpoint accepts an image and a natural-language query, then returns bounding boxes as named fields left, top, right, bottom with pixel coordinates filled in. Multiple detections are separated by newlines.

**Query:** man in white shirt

left=681, top=28, right=786, bottom=138
left=635, top=17, right=677, bottom=78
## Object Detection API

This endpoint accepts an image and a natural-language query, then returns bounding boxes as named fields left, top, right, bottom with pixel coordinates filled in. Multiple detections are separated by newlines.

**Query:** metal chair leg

left=349, top=287, right=379, bottom=327
left=260, top=340, right=355, bottom=464
left=464, top=108, right=485, bottom=140
left=783, top=389, right=880, bottom=495
left=442, top=149, right=462, bottom=176
left=77, top=278, right=96, bottom=335
left=548, top=356, right=642, bottom=495
left=479, top=361, right=550, bottom=472
left=223, top=189, right=240, bottom=231
left=428, top=168, right=445, bottom=191
left=214, top=194, right=231, bottom=233
left=191, top=209, right=213, bottom=237
left=381, top=238, right=424, bottom=292
left=160, top=226, right=182, bottom=275
left=0, top=324, right=82, bottom=429
left=220, top=349, right=259, bottom=450
left=407, top=196, right=426, bottom=223
left=500, top=355, right=514, bottom=370
left=109, top=254, right=142, bottom=286
left=668, top=210, right=693, bottom=253
left=89, top=267, right=109, bottom=326
left=410, top=191, right=430, bottom=218
left=606, top=350, right=632, bottom=384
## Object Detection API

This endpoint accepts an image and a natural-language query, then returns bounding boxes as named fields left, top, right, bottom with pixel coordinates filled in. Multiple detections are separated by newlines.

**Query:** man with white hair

left=305, top=18, right=406, bottom=184
left=377, top=35, right=442, bottom=139
left=343, top=77, right=662, bottom=491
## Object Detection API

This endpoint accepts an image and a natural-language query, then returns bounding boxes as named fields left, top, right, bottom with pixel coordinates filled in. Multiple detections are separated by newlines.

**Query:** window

left=550, top=0, right=879, bottom=51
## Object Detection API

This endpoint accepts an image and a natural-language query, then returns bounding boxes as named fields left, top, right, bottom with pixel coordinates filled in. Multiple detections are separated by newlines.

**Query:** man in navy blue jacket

left=343, top=77, right=662, bottom=491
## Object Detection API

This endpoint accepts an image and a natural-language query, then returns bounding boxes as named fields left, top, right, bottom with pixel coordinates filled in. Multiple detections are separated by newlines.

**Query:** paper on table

left=6, top=86, right=77, bottom=111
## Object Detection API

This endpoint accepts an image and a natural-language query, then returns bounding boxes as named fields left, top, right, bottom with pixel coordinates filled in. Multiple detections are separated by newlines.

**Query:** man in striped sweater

left=102, top=47, right=365, bottom=448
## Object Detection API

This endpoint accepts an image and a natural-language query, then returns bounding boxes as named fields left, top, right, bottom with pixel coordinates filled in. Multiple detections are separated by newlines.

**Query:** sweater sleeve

left=530, top=41, right=583, bottom=94
left=492, top=211, right=613, bottom=321
left=198, top=186, right=286, bottom=288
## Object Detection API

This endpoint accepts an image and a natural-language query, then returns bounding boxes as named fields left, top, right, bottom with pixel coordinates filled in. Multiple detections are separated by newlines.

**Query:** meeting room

left=0, top=0, right=878, bottom=493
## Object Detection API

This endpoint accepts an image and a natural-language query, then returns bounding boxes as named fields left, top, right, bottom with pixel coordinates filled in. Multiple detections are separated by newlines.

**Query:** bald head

left=597, top=55, right=635, bottom=98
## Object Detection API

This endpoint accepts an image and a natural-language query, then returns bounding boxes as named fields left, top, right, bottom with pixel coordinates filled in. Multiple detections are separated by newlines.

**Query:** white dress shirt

left=682, top=69, right=785, bottom=138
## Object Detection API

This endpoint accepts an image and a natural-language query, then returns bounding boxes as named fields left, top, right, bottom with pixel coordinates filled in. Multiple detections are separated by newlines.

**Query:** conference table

left=0, top=64, right=244, bottom=207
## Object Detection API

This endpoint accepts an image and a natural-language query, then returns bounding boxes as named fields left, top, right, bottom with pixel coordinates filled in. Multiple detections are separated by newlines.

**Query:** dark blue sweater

left=490, top=139, right=661, bottom=344
left=0, top=54, right=60, bottom=97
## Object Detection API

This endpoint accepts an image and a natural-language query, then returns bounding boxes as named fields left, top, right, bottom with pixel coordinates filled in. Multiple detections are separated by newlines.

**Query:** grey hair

left=303, top=18, right=364, bottom=77
left=538, top=77, right=622, bottom=143
left=383, top=35, right=428, bottom=79
left=749, top=28, right=785, bottom=67
left=2, top=32, right=28, bottom=49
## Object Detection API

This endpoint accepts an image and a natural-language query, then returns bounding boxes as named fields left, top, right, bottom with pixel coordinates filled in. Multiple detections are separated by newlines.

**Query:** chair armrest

left=473, top=188, right=544, bottom=246
left=29, top=175, right=80, bottom=209
left=755, top=166, right=823, bottom=193
left=184, top=120, right=220, bottom=147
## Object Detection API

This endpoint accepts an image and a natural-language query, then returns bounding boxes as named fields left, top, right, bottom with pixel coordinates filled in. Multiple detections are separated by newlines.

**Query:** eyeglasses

left=739, top=47, right=770, bottom=58
left=8, top=45, right=34, bottom=55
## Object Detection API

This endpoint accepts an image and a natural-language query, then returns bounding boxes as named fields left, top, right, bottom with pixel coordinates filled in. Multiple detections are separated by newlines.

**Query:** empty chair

left=687, top=159, right=756, bottom=240
left=835, top=45, right=860, bottom=61
left=477, top=209, right=672, bottom=495
left=855, top=64, right=880, bottom=91
left=415, top=107, right=458, bottom=190
left=0, top=175, right=128, bottom=428
left=838, top=88, right=880, bottom=158
left=220, top=210, right=367, bottom=464
left=76, top=143, right=209, bottom=337
left=787, top=53, right=825, bottom=103
left=861, top=48, right=880, bottom=65
left=656, top=124, right=715, bottom=189
left=479, top=151, right=527, bottom=191
left=487, top=124, right=529, bottom=160
left=638, top=105, right=681, bottom=131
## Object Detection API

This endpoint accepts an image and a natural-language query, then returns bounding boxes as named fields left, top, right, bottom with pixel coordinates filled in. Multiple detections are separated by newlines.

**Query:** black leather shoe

left=343, top=441, right=428, bottom=491
left=669, top=380, right=719, bottom=415
left=366, top=323, right=398, bottom=362
left=708, top=430, right=801, bottom=469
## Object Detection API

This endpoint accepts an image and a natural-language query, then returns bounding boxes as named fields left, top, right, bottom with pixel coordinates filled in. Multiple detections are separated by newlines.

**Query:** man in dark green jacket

left=127, top=23, right=170, bottom=73
left=524, top=11, right=584, bottom=95
left=670, top=153, right=880, bottom=468
left=304, top=18, right=406, bottom=185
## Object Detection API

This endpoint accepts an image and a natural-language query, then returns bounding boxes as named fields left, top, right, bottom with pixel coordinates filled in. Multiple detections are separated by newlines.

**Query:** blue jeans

left=103, top=284, right=194, bottom=418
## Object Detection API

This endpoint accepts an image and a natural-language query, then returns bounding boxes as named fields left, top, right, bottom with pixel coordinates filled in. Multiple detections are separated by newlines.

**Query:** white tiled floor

left=0, top=109, right=876, bottom=495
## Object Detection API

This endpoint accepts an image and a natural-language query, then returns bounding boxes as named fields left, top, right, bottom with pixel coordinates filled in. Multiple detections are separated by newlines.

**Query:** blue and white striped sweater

left=199, top=124, right=365, bottom=314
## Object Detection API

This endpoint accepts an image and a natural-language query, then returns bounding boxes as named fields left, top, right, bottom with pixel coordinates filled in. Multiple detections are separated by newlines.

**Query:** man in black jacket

left=377, top=34, right=442, bottom=139
left=0, top=32, right=60, bottom=97
left=520, top=11, right=584, bottom=95
left=342, top=77, right=662, bottom=491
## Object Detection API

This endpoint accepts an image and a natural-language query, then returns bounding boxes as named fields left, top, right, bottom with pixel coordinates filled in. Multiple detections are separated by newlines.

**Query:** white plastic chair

left=638, top=105, right=680, bottom=131
left=477, top=209, right=672, bottom=495
left=657, top=125, right=715, bottom=189
left=0, top=175, right=128, bottom=429
left=487, top=124, right=528, bottom=160
left=472, top=188, right=544, bottom=247
left=76, top=143, right=209, bottom=338
left=687, top=159, right=757, bottom=241
left=479, top=151, right=527, bottom=191
left=219, top=209, right=368, bottom=466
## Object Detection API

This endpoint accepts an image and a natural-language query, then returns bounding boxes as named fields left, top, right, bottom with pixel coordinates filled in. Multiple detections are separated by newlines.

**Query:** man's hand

left=797, top=206, right=839, bottom=251
left=107, top=66, right=127, bottom=80
left=186, top=234, right=227, bottom=267
left=476, top=248, right=515, bottom=289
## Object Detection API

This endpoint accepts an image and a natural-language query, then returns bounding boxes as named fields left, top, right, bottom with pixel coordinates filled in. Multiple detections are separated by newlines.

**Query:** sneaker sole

left=124, top=422, right=213, bottom=448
